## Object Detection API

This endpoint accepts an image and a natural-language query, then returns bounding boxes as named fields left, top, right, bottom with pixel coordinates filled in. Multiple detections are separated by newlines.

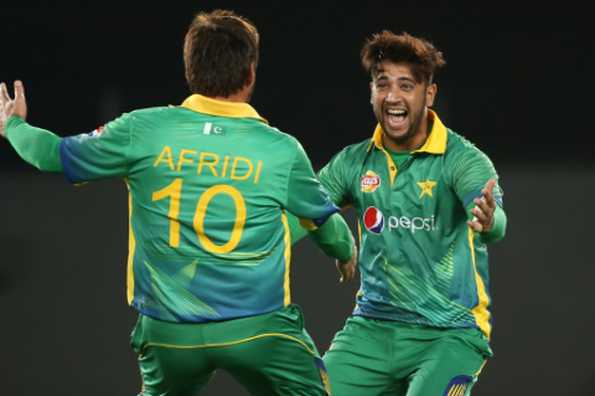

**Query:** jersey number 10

left=152, top=178, right=246, bottom=254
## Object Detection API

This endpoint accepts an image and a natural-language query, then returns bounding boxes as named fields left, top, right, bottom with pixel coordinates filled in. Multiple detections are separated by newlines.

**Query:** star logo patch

left=417, top=179, right=436, bottom=198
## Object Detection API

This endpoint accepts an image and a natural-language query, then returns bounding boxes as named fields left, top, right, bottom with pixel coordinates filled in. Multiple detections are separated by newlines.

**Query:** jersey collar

left=181, top=94, right=268, bottom=124
left=368, top=109, right=448, bottom=154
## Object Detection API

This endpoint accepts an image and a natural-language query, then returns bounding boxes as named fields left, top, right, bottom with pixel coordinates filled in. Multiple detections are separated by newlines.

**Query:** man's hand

left=467, top=179, right=497, bottom=233
left=336, top=243, right=358, bottom=283
left=0, top=80, right=28, bottom=137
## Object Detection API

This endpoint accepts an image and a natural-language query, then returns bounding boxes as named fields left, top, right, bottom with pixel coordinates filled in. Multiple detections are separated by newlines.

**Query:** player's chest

left=353, top=154, right=453, bottom=217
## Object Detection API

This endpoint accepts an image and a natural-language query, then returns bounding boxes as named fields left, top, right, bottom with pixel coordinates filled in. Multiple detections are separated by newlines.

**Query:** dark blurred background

left=1, top=1, right=593, bottom=395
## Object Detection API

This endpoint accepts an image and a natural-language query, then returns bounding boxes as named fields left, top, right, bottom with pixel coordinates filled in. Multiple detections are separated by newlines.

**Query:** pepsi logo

left=363, top=206, right=384, bottom=234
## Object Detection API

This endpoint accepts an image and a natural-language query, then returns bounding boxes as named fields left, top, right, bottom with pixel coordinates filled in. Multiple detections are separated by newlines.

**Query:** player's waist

left=353, top=295, right=483, bottom=327
left=130, top=304, right=311, bottom=353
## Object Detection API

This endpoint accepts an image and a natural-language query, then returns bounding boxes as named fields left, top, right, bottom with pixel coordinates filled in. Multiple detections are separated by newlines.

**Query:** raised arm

left=284, top=140, right=357, bottom=281
left=450, top=148, right=507, bottom=243
left=1, top=81, right=133, bottom=181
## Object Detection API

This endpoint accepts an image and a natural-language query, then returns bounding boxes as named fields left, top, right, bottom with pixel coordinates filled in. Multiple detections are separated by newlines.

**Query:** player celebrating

left=0, top=10, right=355, bottom=396
left=304, top=31, right=507, bottom=395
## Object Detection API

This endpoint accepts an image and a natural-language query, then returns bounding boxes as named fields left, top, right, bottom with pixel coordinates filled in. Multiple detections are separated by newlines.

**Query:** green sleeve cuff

left=5, top=116, right=63, bottom=172
left=307, top=213, right=354, bottom=262
left=481, top=205, right=507, bottom=243
left=286, top=211, right=354, bottom=261
left=5, top=115, right=26, bottom=135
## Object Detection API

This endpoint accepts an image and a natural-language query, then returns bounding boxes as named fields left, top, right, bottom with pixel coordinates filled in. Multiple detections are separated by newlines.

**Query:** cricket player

left=295, top=31, right=507, bottom=395
left=0, top=10, right=356, bottom=396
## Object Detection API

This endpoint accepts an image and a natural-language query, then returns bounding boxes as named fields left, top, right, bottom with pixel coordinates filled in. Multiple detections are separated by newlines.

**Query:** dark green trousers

left=323, top=316, right=492, bottom=396
left=131, top=305, right=330, bottom=395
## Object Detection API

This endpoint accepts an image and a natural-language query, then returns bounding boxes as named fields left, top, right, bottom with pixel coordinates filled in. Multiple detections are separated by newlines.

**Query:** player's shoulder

left=125, top=105, right=243, bottom=131
left=126, top=105, right=184, bottom=120
left=259, top=124, right=308, bottom=151
left=106, top=106, right=178, bottom=128
left=331, top=138, right=373, bottom=163
left=445, top=128, right=495, bottom=169
left=446, top=128, right=490, bottom=158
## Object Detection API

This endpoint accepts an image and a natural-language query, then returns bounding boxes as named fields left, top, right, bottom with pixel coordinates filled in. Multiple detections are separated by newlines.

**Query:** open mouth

left=385, top=108, right=408, bottom=130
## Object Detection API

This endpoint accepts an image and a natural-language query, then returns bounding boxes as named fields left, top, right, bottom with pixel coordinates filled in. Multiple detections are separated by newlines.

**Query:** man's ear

left=426, top=83, right=437, bottom=107
left=246, top=62, right=256, bottom=88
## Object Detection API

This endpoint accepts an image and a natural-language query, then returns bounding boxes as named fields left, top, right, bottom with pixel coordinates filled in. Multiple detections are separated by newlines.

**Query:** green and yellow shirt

left=318, top=111, right=505, bottom=338
left=5, top=94, right=346, bottom=323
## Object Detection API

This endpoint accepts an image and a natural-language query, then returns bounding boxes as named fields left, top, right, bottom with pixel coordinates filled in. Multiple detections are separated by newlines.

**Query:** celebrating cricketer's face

left=370, top=61, right=435, bottom=147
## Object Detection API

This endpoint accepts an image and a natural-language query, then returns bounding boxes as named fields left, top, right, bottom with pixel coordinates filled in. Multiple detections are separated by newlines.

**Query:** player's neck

left=211, top=92, right=250, bottom=103
left=210, top=81, right=254, bottom=104
left=383, top=118, right=430, bottom=152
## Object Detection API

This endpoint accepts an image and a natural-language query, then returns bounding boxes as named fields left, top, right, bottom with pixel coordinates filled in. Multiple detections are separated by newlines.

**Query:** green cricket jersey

left=5, top=94, right=342, bottom=323
left=318, top=110, right=505, bottom=338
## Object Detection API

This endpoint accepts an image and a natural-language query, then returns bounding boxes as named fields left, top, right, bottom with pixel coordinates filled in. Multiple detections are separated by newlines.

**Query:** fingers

left=337, top=261, right=348, bottom=282
left=339, top=263, right=355, bottom=283
left=471, top=204, right=489, bottom=225
left=467, top=219, right=483, bottom=232
left=473, top=196, right=493, bottom=219
left=338, top=244, right=358, bottom=282
left=470, top=194, right=495, bottom=233
left=14, top=80, right=25, bottom=102
left=11, top=80, right=27, bottom=120
left=484, top=178, right=497, bottom=194
left=337, top=262, right=354, bottom=282
left=468, top=178, right=498, bottom=234
left=0, top=82, right=11, bottom=104
left=346, top=263, right=355, bottom=281
left=0, top=81, right=19, bottom=138
left=482, top=179, right=497, bottom=209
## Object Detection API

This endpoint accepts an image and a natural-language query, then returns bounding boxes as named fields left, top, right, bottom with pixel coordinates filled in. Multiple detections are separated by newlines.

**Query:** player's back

left=124, top=102, right=305, bottom=323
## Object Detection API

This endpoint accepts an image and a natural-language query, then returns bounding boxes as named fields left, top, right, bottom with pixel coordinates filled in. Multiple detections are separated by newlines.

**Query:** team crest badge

left=417, top=179, right=436, bottom=198
left=361, top=170, right=381, bottom=193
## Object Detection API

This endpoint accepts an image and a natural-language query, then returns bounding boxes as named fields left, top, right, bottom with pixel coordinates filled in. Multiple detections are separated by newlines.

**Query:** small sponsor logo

left=363, top=206, right=385, bottom=234
left=361, top=170, right=382, bottom=193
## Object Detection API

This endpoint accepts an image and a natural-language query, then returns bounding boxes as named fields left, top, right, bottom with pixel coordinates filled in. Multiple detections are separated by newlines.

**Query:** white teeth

left=387, top=109, right=406, bottom=116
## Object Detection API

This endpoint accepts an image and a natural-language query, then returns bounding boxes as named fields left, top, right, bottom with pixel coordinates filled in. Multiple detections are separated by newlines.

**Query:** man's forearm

left=5, top=116, right=63, bottom=172
left=481, top=205, right=507, bottom=243
left=286, top=211, right=355, bottom=261
left=306, top=212, right=354, bottom=261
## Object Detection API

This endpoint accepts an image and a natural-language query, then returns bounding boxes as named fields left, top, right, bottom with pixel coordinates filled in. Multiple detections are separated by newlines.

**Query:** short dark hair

left=361, top=31, right=446, bottom=84
left=183, top=9, right=260, bottom=97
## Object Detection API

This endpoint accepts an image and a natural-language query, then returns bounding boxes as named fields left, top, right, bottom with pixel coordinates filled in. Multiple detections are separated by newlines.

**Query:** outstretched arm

left=450, top=148, right=507, bottom=244
left=1, top=81, right=63, bottom=172
left=284, top=141, right=357, bottom=281
left=466, top=178, right=507, bottom=243
left=287, top=211, right=357, bottom=282
left=311, top=214, right=357, bottom=283
left=286, top=146, right=358, bottom=282
left=1, top=80, right=133, bottom=182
